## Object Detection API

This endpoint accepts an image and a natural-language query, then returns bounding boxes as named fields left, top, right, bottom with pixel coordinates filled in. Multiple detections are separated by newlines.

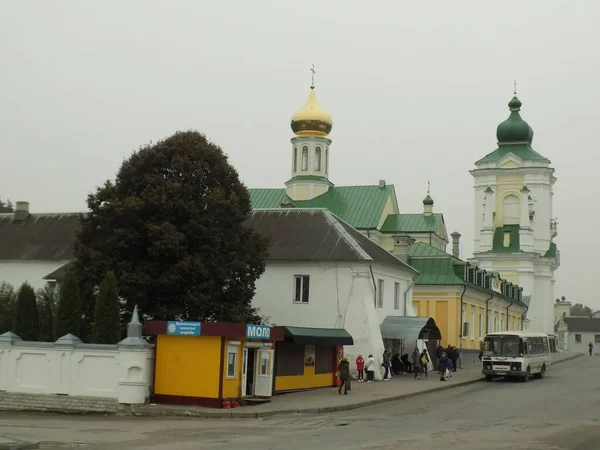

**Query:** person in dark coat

left=391, top=353, right=403, bottom=375
left=338, top=357, right=351, bottom=395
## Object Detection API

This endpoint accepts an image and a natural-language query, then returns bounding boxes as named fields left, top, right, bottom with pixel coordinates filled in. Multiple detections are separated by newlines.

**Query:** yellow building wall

left=275, top=364, right=333, bottom=391
left=413, top=294, right=456, bottom=347
left=154, top=335, right=222, bottom=399
left=414, top=290, right=526, bottom=349
left=377, top=195, right=398, bottom=230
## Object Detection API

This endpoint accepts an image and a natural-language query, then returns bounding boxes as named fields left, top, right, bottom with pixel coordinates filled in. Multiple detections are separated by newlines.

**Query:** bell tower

left=469, top=88, right=559, bottom=334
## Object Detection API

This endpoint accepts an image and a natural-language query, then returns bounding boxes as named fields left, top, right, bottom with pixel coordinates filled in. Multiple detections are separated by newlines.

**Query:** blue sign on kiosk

left=246, top=324, right=271, bottom=339
left=167, top=321, right=201, bottom=336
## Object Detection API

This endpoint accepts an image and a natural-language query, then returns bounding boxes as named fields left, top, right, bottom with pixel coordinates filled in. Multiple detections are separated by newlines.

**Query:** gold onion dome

left=290, top=86, right=333, bottom=137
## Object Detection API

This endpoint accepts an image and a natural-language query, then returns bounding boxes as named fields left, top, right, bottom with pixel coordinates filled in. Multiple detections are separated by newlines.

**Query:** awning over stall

left=279, top=326, right=354, bottom=346
left=379, top=316, right=442, bottom=341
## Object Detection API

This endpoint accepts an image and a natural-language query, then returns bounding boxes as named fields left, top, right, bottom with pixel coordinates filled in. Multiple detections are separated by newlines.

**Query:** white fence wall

left=0, top=332, right=154, bottom=408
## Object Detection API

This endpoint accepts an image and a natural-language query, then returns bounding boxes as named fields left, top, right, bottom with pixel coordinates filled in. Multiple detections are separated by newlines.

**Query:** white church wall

left=0, top=333, right=154, bottom=413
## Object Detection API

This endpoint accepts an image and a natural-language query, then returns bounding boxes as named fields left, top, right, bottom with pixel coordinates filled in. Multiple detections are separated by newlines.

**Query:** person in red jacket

left=356, top=354, right=365, bottom=382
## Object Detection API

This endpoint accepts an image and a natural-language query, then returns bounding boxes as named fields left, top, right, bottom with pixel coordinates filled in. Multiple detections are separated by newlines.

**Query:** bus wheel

left=485, top=375, right=494, bottom=382
left=522, top=367, right=530, bottom=382
left=535, top=364, right=546, bottom=379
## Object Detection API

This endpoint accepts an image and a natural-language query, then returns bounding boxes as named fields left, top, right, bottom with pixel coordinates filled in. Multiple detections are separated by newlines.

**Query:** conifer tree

left=55, top=271, right=81, bottom=338
left=92, top=271, right=122, bottom=344
left=13, top=282, right=39, bottom=340
left=0, top=282, right=17, bottom=334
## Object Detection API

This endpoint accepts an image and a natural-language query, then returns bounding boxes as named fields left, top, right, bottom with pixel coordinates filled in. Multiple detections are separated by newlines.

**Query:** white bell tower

left=469, top=91, right=559, bottom=334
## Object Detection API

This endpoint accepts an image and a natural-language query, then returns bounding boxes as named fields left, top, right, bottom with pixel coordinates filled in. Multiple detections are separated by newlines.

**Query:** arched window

left=325, top=147, right=328, bottom=173
left=293, top=147, right=297, bottom=173
left=503, top=194, right=520, bottom=224
left=315, top=146, right=322, bottom=171
left=301, top=146, right=308, bottom=171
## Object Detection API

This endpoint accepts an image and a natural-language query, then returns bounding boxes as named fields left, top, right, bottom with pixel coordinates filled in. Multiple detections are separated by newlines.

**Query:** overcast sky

left=1, top=0, right=597, bottom=308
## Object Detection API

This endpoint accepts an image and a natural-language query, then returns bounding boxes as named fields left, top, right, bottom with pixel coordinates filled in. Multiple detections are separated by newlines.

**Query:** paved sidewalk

left=130, top=352, right=582, bottom=419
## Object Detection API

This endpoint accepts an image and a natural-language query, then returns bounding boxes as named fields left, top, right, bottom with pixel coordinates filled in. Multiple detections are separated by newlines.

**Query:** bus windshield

left=484, top=336, right=522, bottom=357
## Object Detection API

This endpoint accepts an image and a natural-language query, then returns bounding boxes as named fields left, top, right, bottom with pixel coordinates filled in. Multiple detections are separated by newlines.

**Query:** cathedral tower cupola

left=496, top=84, right=534, bottom=146
left=423, top=181, right=434, bottom=216
left=286, top=65, right=334, bottom=201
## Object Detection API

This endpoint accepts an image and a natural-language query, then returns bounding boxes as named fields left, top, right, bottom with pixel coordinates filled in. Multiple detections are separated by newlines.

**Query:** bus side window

left=522, top=339, right=528, bottom=355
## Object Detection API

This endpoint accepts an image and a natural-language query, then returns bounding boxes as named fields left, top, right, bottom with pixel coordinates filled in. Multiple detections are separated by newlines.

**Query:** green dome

left=423, top=194, right=434, bottom=206
left=496, top=96, right=534, bottom=145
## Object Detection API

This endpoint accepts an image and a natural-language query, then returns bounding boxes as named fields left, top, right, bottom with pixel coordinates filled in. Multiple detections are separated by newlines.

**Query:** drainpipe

left=369, top=264, right=377, bottom=309
left=403, top=280, right=415, bottom=316
left=366, top=230, right=378, bottom=309
left=485, top=294, right=493, bottom=334
left=506, top=300, right=513, bottom=331
left=458, top=284, right=467, bottom=369
left=521, top=307, right=528, bottom=331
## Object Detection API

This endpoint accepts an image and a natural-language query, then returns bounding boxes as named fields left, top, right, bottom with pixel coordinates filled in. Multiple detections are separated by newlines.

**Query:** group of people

left=335, top=344, right=462, bottom=394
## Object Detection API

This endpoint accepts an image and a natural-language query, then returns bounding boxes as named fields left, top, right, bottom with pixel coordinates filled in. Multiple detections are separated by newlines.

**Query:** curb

left=130, top=353, right=584, bottom=419
left=0, top=439, right=39, bottom=450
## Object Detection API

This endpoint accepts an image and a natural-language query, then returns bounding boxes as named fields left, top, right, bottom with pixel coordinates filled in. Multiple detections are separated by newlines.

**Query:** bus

left=482, top=331, right=551, bottom=382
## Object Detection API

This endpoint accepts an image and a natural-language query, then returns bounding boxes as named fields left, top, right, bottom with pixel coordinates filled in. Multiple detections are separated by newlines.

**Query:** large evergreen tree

left=0, top=282, right=17, bottom=334
left=55, top=271, right=82, bottom=338
left=13, top=283, right=39, bottom=340
left=74, top=131, right=267, bottom=324
left=92, top=271, right=122, bottom=344
left=37, top=286, right=58, bottom=342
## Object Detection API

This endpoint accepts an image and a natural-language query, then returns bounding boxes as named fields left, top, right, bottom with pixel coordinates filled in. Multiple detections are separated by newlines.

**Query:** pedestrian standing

left=382, top=351, right=390, bottom=381
left=356, top=354, right=365, bottom=382
left=365, top=354, right=375, bottom=383
left=589, top=342, right=594, bottom=356
left=420, top=348, right=430, bottom=378
left=412, top=347, right=422, bottom=380
left=338, top=357, right=350, bottom=395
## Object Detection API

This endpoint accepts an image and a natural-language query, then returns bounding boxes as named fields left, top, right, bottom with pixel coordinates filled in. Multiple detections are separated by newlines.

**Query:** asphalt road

left=0, top=355, right=597, bottom=450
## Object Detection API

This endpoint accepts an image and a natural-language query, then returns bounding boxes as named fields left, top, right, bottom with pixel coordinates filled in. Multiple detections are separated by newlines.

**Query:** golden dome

left=290, top=87, right=333, bottom=137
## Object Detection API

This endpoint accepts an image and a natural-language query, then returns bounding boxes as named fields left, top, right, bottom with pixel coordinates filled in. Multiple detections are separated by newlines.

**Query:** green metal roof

left=380, top=213, right=443, bottom=234
left=249, top=184, right=394, bottom=229
left=282, top=326, right=354, bottom=346
left=544, top=242, right=557, bottom=258
left=409, top=255, right=527, bottom=308
left=408, top=241, right=452, bottom=258
left=409, top=258, right=465, bottom=285
left=491, top=225, right=521, bottom=253
left=476, top=144, right=548, bottom=164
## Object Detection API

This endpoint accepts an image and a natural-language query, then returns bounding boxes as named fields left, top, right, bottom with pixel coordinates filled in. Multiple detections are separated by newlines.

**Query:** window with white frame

left=500, top=316, right=504, bottom=332
left=315, top=146, right=322, bottom=171
left=393, top=282, right=400, bottom=309
left=470, top=310, right=475, bottom=339
left=301, top=146, right=308, bottom=171
left=293, top=147, right=298, bottom=172
left=493, top=316, right=497, bottom=332
left=575, top=334, right=582, bottom=343
left=294, top=275, right=310, bottom=303
left=226, top=345, right=238, bottom=379
left=595, top=335, right=600, bottom=344
left=377, top=279, right=384, bottom=308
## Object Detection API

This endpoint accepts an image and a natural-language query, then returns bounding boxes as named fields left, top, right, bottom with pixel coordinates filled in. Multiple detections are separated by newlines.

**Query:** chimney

left=392, top=235, right=415, bottom=262
left=451, top=231, right=461, bottom=259
left=13, top=201, right=30, bottom=221
left=378, top=180, right=386, bottom=188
